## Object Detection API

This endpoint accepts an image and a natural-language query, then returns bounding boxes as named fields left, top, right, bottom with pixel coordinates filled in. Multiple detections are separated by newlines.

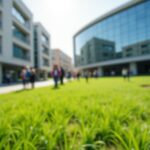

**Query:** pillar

left=129, top=62, right=138, bottom=75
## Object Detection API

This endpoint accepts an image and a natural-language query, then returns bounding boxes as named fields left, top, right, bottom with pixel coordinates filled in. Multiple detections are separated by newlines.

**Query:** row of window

left=13, top=44, right=30, bottom=61
left=12, top=24, right=30, bottom=44
left=43, top=58, right=49, bottom=67
left=42, top=45, right=49, bottom=55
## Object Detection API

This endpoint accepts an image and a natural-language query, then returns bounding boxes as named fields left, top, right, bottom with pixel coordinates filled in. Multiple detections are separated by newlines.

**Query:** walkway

left=0, top=80, right=55, bottom=94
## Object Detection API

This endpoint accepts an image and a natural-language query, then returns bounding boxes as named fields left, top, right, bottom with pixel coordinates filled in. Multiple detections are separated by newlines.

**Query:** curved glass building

left=73, top=0, right=150, bottom=75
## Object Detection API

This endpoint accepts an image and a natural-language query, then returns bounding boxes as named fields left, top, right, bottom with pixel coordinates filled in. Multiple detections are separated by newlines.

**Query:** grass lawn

left=0, top=77, right=150, bottom=150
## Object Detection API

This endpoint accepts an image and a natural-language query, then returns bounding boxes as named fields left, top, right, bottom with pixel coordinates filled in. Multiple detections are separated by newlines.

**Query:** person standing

left=77, top=72, right=80, bottom=81
left=30, top=68, right=36, bottom=89
left=127, top=68, right=130, bottom=81
left=6, top=72, right=11, bottom=84
left=122, top=68, right=128, bottom=80
left=122, top=68, right=126, bottom=80
left=59, top=67, right=65, bottom=85
left=21, top=68, right=27, bottom=89
left=51, top=65, right=60, bottom=88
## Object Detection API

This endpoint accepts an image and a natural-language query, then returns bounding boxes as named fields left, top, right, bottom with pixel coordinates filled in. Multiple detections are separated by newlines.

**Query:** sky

left=22, top=0, right=131, bottom=58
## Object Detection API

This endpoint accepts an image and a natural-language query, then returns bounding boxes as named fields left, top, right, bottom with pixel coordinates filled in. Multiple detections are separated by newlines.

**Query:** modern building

left=0, top=0, right=33, bottom=83
left=51, top=49, right=72, bottom=72
left=80, top=37, right=115, bottom=65
left=34, top=23, right=51, bottom=80
left=73, top=0, right=150, bottom=76
left=123, top=40, right=150, bottom=58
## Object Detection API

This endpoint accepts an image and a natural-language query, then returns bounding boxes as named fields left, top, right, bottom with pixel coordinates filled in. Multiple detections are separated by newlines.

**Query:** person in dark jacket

left=59, top=67, right=65, bottom=85
left=30, top=68, right=36, bottom=89
left=51, top=65, right=61, bottom=88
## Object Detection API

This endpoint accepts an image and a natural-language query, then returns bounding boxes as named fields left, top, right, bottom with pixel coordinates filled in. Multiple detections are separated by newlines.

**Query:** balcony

left=43, top=58, right=49, bottom=67
left=12, top=6, right=30, bottom=30
left=42, top=44, right=49, bottom=56
left=13, top=32, right=30, bottom=45
left=12, top=23, right=30, bottom=47
left=42, top=34, right=49, bottom=46
left=13, top=44, right=30, bottom=61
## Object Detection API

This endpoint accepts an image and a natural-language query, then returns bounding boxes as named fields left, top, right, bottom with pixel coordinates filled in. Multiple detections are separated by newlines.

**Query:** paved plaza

left=0, top=80, right=55, bottom=94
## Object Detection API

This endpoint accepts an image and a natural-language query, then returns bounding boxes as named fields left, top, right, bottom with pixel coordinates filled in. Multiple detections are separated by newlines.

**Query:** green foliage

left=0, top=77, right=150, bottom=150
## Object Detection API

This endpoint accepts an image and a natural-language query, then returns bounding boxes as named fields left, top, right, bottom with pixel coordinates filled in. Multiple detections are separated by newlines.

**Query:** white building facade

left=34, top=23, right=51, bottom=80
left=0, top=0, right=33, bottom=84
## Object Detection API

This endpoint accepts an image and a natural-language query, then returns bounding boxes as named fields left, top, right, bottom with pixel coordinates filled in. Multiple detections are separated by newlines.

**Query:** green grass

left=0, top=77, right=150, bottom=150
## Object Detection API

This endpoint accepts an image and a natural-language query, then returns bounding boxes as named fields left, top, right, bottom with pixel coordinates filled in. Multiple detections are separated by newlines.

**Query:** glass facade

left=13, top=44, right=30, bottom=61
left=74, top=0, right=150, bottom=67
left=12, top=24, right=30, bottom=44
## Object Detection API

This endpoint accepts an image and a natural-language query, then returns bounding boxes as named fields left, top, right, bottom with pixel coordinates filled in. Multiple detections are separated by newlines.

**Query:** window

left=42, top=45, right=49, bottom=55
left=12, top=24, right=30, bottom=44
left=126, top=48, right=132, bottom=52
left=142, top=49, right=149, bottom=54
left=103, top=44, right=114, bottom=51
left=126, top=53, right=132, bottom=57
left=43, top=58, right=49, bottom=67
left=13, top=44, right=30, bottom=60
left=42, top=34, right=49, bottom=44
left=141, top=44, right=148, bottom=48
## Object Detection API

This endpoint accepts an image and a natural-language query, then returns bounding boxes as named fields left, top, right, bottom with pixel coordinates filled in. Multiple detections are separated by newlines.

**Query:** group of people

left=20, top=65, right=68, bottom=89
left=21, top=67, right=36, bottom=89
left=20, top=65, right=131, bottom=89
left=75, top=67, right=132, bottom=83
left=51, top=65, right=65, bottom=88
